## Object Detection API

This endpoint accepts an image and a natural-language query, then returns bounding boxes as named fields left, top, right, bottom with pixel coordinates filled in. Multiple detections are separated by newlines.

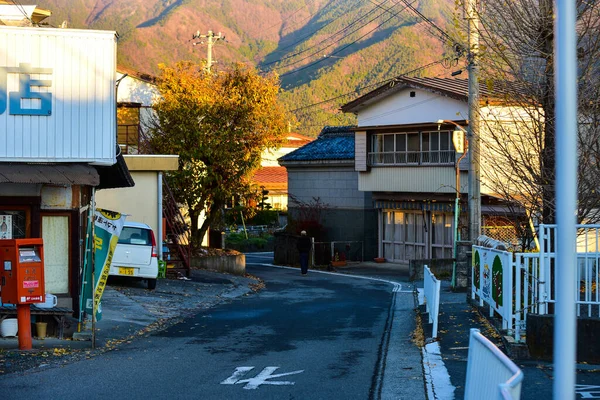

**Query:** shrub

left=225, top=232, right=274, bottom=252
left=248, top=210, right=279, bottom=226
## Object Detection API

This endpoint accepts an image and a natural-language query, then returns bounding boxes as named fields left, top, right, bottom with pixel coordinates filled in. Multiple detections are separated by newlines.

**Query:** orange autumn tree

left=148, top=61, right=291, bottom=246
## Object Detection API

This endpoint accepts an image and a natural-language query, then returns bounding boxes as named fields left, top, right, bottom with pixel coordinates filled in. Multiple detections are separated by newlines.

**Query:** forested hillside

left=36, top=0, right=463, bottom=136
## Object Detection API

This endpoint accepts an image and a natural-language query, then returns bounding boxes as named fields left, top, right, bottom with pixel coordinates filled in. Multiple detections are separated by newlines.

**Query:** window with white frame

left=369, top=131, right=455, bottom=166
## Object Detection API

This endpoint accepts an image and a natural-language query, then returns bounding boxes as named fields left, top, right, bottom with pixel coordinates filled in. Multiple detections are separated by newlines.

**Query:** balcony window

left=117, top=103, right=142, bottom=154
left=369, top=131, right=455, bottom=166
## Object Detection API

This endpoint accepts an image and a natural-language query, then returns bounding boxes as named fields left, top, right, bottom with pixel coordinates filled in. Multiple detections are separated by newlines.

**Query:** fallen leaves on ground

left=412, top=310, right=425, bottom=348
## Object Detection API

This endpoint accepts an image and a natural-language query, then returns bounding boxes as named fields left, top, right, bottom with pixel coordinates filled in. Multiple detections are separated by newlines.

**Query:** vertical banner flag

left=82, top=209, right=126, bottom=320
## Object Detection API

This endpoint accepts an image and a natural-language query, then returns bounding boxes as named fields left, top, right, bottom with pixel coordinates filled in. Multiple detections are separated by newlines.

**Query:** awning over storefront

left=0, top=148, right=135, bottom=189
left=374, top=200, right=454, bottom=213
left=94, top=149, right=135, bottom=190
left=0, top=163, right=100, bottom=186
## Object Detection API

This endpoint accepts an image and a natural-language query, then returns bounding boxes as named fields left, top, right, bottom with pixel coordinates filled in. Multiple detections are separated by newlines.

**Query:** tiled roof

left=279, top=126, right=355, bottom=162
left=341, top=77, right=517, bottom=113
left=285, top=132, right=314, bottom=147
left=252, top=166, right=287, bottom=184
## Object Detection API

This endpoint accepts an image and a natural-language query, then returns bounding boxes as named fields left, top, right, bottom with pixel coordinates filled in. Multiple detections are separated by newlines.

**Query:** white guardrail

left=423, top=265, right=441, bottom=339
left=465, top=328, right=524, bottom=400
left=473, top=224, right=600, bottom=342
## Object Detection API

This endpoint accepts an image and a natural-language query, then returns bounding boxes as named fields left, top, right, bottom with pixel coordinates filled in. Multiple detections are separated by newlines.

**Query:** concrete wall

left=191, top=254, right=246, bottom=276
left=95, top=171, right=159, bottom=234
left=409, top=258, right=454, bottom=281
left=287, top=167, right=368, bottom=209
left=408, top=241, right=470, bottom=288
left=285, top=164, right=377, bottom=260
left=527, top=314, right=600, bottom=363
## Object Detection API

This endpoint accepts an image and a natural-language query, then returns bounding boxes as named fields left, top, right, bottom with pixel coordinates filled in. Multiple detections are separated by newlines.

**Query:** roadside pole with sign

left=452, top=128, right=468, bottom=287
left=438, top=120, right=469, bottom=288
left=79, top=204, right=126, bottom=347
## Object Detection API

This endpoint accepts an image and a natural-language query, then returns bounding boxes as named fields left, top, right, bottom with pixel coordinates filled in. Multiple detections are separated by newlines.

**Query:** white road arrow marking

left=220, top=367, right=255, bottom=384
left=576, top=384, right=600, bottom=398
left=221, top=366, right=304, bottom=390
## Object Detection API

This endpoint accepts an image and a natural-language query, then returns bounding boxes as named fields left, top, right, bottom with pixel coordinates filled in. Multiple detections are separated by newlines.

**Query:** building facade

left=279, top=126, right=378, bottom=260
left=0, top=22, right=133, bottom=312
left=342, top=77, right=520, bottom=263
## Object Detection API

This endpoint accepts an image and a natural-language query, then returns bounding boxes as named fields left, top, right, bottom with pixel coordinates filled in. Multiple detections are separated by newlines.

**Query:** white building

left=0, top=18, right=133, bottom=311
left=341, top=77, right=522, bottom=263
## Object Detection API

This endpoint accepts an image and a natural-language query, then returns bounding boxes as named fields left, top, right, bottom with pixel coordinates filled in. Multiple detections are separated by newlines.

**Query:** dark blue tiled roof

left=279, top=126, right=355, bottom=162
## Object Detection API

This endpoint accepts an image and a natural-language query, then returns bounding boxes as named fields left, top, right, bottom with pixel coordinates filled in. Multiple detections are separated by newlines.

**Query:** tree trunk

left=198, top=200, right=225, bottom=248
left=189, top=207, right=201, bottom=248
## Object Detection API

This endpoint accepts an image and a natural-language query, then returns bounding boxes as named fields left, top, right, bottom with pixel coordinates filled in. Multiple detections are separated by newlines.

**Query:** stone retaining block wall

left=191, top=254, right=246, bottom=275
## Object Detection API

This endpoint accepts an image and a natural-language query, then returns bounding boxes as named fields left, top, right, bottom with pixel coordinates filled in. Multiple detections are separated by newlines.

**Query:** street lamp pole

left=438, top=120, right=468, bottom=287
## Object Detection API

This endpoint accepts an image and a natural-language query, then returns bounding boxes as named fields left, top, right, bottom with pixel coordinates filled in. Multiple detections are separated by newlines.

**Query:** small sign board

left=452, top=129, right=465, bottom=153
left=0, top=215, right=12, bottom=239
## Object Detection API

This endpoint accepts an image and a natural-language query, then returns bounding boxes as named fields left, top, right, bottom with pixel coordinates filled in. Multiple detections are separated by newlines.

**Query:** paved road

left=0, top=255, right=424, bottom=400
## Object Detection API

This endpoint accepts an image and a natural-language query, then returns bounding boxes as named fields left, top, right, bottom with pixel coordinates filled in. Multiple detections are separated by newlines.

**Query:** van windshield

left=118, top=227, right=151, bottom=245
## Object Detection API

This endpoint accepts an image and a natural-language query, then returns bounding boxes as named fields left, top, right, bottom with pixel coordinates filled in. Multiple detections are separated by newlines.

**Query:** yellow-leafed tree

left=148, top=61, right=291, bottom=246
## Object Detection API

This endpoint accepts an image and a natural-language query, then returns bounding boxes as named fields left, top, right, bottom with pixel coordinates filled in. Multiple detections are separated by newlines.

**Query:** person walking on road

left=297, top=230, right=311, bottom=275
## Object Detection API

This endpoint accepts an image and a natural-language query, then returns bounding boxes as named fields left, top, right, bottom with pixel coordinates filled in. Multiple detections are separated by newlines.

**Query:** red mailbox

left=0, top=238, right=45, bottom=305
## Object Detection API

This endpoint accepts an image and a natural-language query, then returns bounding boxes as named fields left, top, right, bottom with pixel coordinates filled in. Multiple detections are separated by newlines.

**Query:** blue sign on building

left=0, top=62, right=52, bottom=116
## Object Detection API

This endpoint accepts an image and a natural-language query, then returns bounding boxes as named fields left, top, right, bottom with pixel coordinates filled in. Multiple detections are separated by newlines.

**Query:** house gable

left=357, top=87, right=468, bottom=127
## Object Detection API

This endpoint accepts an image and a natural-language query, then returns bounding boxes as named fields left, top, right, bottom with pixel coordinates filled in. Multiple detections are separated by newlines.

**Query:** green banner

left=81, top=208, right=126, bottom=321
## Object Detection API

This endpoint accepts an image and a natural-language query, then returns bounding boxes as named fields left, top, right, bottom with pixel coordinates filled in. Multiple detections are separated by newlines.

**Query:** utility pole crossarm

left=192, top=30, right=225, bottom=72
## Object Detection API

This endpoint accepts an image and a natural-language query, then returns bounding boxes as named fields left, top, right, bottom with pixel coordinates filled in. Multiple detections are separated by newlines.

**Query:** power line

left=10, top=0, right=34, bottom=25
left=264, top=0, right=342, bottom=59
left=279, top=0, right=413, bottom=77
left=264, top=0, right=391, bottom=70
left=247, top=0, right=316, bottom=38
left=288, top=56, right=454, bottom=114
left=394, top=0, right=456, bottom=44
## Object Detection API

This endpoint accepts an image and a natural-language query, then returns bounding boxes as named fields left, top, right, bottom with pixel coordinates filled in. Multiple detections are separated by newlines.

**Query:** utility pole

left=466, top=0, right=481, bottom=243
left=192, top=30, right=225, bottom=72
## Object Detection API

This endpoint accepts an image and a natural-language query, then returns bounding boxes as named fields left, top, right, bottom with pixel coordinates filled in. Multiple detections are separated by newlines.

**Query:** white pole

left=91, top=188, right=96, bottom=349
left=554, top=1, right=578, bottom=399
left=157, top=172, right=163, bottom=260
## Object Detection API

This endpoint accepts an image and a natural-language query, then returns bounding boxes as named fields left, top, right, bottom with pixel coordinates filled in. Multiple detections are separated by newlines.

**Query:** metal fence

left=513, top=252, right=541, bottom=340
left=312, top=241, right=364, bottom=266
left=465, top=328, right=523, bottom=400
left=472, top=224, right=600, bottom=342
left=472, top=245, right=514, bottom=332
left=423, top=265, right=441, bottom=339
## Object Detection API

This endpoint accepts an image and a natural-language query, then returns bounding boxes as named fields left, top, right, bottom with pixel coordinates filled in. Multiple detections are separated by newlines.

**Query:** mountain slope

left=36, top=0, right=462, bottom=136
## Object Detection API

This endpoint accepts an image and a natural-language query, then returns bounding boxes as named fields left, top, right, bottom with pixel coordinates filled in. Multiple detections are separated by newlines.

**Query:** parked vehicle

left=109, top=222, right=159, bottom=289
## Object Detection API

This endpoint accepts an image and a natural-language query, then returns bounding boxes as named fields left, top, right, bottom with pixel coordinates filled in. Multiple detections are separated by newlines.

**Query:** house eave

left=351, top=121, right=469, bottom=132
left=279, top=159, right=354, bottom=168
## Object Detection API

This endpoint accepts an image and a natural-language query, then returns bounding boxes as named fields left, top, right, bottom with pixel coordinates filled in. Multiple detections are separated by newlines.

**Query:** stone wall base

left=409, top=258, right=454, bottom=282
left=527, top=313, right=600, bottom=363
left=191, top=254, right=246, bottom=276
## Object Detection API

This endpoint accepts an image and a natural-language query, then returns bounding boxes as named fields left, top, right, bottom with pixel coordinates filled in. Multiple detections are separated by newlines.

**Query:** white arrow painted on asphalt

left=220, top=367, right=255, bottom=384
left=576, top=384, right=600, bottom=398
left=221, top=366, right=304, bottom=389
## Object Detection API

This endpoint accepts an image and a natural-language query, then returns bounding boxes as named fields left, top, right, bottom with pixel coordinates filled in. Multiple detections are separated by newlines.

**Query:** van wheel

left=147, top=279, right=157, bottom=290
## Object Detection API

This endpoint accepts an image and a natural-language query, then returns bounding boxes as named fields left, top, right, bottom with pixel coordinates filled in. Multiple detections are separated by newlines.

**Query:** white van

left=109, top=221, right=159, bottom=289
